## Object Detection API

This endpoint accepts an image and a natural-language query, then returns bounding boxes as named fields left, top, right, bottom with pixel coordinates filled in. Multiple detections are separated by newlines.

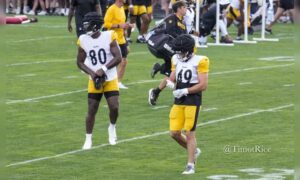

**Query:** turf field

left=2, top=16, right=294, bottom=179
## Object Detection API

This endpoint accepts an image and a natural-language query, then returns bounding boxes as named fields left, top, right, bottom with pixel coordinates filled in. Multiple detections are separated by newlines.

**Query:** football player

left=198, top=0, right=233, bottom=45
left=76, top=12, right=122, bottom=149
left=127, top=0, right=151, bottom=43
left=166, top=34, right=209, bottom=174
left=226, top=0, right=253, bottom=40
left=266, top=0, right=294, bottom=34
left=148, top=1, right=188, bottom=106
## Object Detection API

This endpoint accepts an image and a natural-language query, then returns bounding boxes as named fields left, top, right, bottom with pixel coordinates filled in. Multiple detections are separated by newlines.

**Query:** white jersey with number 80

left=77, top=30, right=118, bottom=81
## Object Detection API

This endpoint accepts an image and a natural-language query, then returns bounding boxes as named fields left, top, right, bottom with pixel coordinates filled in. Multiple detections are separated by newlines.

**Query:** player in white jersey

left=76, top=12, right=122, bottom=149
left=166, top=34, right=209, bottom=175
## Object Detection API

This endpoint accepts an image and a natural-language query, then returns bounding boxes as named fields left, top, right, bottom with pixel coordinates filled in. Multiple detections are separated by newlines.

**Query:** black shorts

left=280, top=0, right=294, bottom=10
left=119, top=43, right=128, bottom=58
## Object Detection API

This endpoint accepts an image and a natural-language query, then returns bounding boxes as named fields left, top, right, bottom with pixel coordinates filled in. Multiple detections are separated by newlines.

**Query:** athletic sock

left=109, top=123, right=116, bottom=129
left=153, top=87, right=161, bottom=95
left=85, top=134, right=92, bottom=140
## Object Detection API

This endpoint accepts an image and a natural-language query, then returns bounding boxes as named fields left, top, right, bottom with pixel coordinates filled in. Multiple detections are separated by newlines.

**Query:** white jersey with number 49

left=172, top=54, right=209, bottom=85
left=77, top=31, right=118, bottom=81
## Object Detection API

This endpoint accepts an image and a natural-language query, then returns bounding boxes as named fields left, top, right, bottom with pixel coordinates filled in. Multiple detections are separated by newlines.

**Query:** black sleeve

left=165, top=16, right=179, bottom=38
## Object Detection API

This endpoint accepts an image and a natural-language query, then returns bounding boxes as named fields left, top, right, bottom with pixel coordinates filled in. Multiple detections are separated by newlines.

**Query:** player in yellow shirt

left=127, top=0, right=150, bottom=43
left=77, top=12, right=122, bottom=149
left=104, top=0, right=134, bottom=89
left=166, top=34, right=209, bottom=175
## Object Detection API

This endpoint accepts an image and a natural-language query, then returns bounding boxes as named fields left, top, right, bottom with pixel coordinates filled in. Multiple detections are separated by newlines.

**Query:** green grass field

left=2, top=16, right=294, bottom=179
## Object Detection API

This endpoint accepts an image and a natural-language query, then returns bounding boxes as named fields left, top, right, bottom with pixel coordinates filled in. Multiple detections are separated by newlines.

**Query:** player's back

left=78, top=31, right=117, bottom=81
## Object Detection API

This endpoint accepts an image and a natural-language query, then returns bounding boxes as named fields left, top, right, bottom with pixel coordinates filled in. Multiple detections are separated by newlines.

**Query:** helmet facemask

left=82, top=12, right=104, bottom=37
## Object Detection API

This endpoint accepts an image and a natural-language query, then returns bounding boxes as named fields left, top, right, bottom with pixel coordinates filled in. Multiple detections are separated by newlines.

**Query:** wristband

left=101, top=65, right=108, bottom=72
left=117, top=24, right=120, bottom=28
left=129, top=5, right=133, bottom=8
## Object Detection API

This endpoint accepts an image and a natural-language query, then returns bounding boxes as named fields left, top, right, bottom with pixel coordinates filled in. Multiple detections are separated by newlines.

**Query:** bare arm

left=107, top=40, right=122, bottom=69
left=68, top=3, right=75, bottom=32
left=77, top=47, right=96, bottom=78
left=168, top=71, right=176, bottom=82
left=187, top=73, right=208, bottom=94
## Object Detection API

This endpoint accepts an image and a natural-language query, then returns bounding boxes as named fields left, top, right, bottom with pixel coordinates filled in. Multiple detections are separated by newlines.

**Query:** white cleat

left=118, top=82, right=128, bottom=89
left=108, top=126, right=117, bottom=145
left=82, top=140, right=92, bottom=150
left=27, top=10, right=35, bottom=15
left=182, top=165, right=195, bottom=175
left=38, top=10, right=47, bottom=16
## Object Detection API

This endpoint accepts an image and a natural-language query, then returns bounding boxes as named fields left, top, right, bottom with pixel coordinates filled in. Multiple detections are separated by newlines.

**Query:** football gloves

left=93, top=75, right=107, bottom=90
left=166, top=80, right=175, bottom=89
left=173, top=88, right=189, bottom=99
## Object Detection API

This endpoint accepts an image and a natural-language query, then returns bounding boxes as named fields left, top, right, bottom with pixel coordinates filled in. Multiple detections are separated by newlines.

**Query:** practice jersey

left=104, top=4, right=126, bottom=44
left=77, top=31, right=118, bottom=81
left=171, top=54, right=209, bottom=106
left=164, top=14, right=187, bottom=38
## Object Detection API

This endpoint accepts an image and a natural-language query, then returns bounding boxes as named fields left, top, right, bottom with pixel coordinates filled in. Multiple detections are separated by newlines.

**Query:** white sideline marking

left=283, top=84, right=295, bottom=87
left=6, top=59, right=73, bottom=67
left=238, top=82, right=253, bottom=85
left=55, top=101, right=73, bottom=106
left=5, top=104, right=294, bottom=167
left=6, top=64, right=294, bottom=105
left=10, top=36, right=74, bottom=43
left=17, top=74, right=36, bottom=77
left=258, top=56, right=295, bottom=62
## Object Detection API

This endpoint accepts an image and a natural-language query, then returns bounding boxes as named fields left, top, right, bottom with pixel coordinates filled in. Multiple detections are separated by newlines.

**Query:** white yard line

left=283, top=84, right=295, bottom=87
left=17, top=73, right=36, bottom=77
left=6, top=59, right=73, bottom=67
left=210, top=63, right=293, bottom=75
left=5, top=52, right=148, bottom=67
left=9, top=36, right=74, bottom=43
left=63, top=75, right=79, bottom=79
left=238, top=82, right=253, bottom=85
left=6, top=89, right=87, bottom=104
left=202, top=108, right=218, bottom=112
left=6, top=63, right=294, bottom=105
left=54, top=101, right=73, bottom=106
left=152, top=105, right=169, bottom=110
left=5, top=104, right=294, bottom=167
left=258, top=56, right=295, bottom=62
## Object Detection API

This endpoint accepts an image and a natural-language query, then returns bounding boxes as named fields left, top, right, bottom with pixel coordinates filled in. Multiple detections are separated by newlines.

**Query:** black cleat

left=148, top=88, right=159, bottom=106
left=151, top=63, right=161, bottom=78
left=265, top=28, right=272, bottom=35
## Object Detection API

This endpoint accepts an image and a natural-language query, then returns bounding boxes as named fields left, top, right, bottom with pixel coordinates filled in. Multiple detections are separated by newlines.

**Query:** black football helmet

left=172, top=34, right=195, bottom=62
left=82, top=12, right=104, bottom=36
